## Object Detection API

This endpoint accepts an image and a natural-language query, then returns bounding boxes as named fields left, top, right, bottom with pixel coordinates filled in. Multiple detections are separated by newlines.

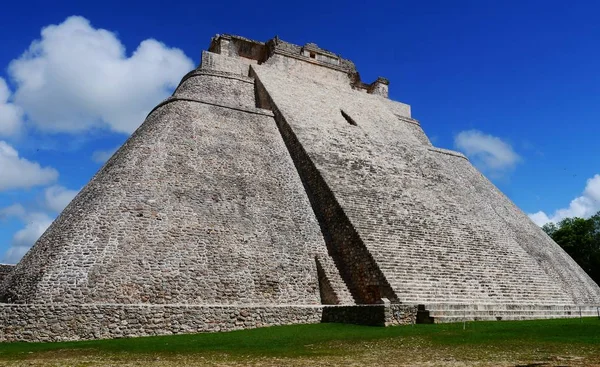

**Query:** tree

left=542, top=212, right=600, bottom=285
left=541, top=222, right=558, bottom=237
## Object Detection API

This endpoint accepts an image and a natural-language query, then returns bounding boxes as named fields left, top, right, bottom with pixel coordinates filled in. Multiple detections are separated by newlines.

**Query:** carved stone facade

left=1, top=34, right=599, bottom=342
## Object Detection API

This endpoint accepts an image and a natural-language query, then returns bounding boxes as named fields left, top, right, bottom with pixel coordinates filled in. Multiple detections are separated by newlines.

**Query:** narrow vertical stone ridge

left=315, top=256, right=339, bottom=304
left=252, top=67, right=398, bottom=305
left=315, top=255, right=355, bottom=304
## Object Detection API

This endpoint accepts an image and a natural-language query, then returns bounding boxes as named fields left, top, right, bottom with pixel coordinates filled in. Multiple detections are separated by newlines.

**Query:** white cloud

left=529, top=211, right=551, bottom=227
left=0, top=203, right=26, bottom=219
left=0, top=208, right=52, bottom=264
left=528, top=174, right=600, bottom=226
left=2, top=246, right=30, bottom=265
left=91, top=146, right=118, bottom=163
left=44, top=185, right=79, bottom=212
left=454, top=130, right=521, bottom=177
left=8, top=16, right=193, bottom=135
left=0, top=77, right=23, bottom=137
left=0, top=183, right=79, bottom=263
left=0, top=141, right=58, bottom=191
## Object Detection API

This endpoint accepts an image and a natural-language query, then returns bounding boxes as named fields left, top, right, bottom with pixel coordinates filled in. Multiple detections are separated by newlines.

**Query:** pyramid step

left=428, top=310, right=595, bottom=317
left=432, top=313, right=598, bottom=323
left=420, top=303, right=589, bottom=311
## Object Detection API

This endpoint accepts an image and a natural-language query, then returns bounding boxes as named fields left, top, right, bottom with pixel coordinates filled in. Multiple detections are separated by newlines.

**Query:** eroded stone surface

left=0, top=265, right=13, bottom=285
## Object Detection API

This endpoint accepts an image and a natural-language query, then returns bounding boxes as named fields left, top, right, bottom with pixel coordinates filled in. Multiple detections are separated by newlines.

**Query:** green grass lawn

left=1, top=318, right=599, bottom=366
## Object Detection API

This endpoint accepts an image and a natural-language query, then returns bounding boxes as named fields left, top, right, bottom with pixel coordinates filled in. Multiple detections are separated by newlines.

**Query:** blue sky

left=1, top=0, right=599, bottom=263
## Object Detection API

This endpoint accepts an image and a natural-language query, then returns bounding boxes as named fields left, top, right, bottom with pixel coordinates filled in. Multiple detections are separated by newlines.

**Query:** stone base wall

left=322, top=304, right=417, bottom=326
left=0, top=303, right=417, bottom=342
left=386, top=304, right=419, bottom=326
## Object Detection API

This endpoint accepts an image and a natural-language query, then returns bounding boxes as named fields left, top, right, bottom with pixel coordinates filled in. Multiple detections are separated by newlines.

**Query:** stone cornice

left=149, top=97, right=274, bottom=118
left=427, top=147, right=468, bottom=160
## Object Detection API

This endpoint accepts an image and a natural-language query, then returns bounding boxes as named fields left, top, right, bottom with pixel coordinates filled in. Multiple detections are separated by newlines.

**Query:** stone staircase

left=369, top=230, right=575, bottom=306
left=416, top=303, right=600, bottom=323
left=378, top=278, right=573, bottom=305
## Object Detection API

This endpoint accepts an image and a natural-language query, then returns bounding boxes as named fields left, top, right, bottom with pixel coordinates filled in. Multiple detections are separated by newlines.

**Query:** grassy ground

left=1, top=318, right=599, bottom=366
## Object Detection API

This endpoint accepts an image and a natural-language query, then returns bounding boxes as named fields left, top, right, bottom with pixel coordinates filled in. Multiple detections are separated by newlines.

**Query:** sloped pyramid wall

left=1, top=61, right=335, bottom=306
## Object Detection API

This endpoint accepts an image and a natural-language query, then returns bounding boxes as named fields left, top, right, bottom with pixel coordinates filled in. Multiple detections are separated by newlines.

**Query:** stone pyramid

left=1, top=34, right=599, bottom=341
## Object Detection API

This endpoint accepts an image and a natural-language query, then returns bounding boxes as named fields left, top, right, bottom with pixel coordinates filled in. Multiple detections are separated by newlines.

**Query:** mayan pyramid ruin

left=1, top=34, right=599, bottom=342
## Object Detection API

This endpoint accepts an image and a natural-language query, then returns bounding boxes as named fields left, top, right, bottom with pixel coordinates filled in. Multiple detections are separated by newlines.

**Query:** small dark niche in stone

left=341, top=110, right=357, bottom=126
